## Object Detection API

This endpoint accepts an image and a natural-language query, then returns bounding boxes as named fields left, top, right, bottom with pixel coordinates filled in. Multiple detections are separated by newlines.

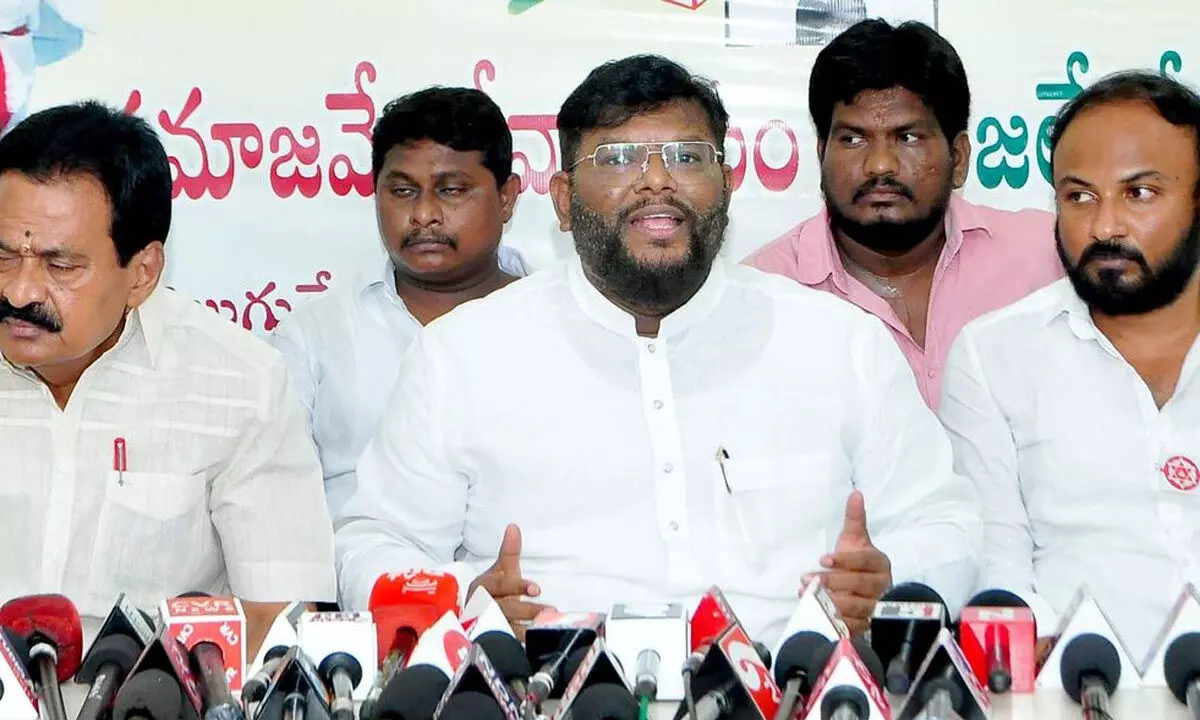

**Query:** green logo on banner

left=509, top=0, right=547, bottom=14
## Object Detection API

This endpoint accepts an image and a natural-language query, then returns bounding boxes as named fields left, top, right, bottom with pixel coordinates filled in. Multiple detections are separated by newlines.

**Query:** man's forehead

left=835, top=87, right=937, bottom=125
left=384, top=140, right=487, bottom=172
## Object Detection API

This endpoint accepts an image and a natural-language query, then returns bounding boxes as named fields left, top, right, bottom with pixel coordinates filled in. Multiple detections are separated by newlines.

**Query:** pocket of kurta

left=712, top=453, right=831, bottom=571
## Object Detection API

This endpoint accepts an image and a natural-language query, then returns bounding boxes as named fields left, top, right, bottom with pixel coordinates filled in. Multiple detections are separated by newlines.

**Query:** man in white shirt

left=0, top=101, right=336, bottom=653
left=940, top=71, right=1200, bottom=665
left=270, top=87, right=528, bottom=521
left=337, top=54, right=980, bottom=643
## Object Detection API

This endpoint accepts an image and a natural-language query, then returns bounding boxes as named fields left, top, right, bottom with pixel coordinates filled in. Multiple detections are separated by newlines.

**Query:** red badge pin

left=1162, top=455, right=1200, bottom=492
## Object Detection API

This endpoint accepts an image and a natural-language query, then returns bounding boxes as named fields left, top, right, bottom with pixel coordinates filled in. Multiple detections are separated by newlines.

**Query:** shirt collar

left=790, top=193, right=994, bottom=288
left=1042, top=278, right=1103, bottom=340
left=130, top=283, right=167, bottom=366
left=566, top=254, right=726, bottom=339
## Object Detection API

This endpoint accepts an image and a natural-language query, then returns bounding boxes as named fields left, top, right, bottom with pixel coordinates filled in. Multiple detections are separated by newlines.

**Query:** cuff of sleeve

left=228, top=561, right=338, bottom=604
left=1012, top=589, right=1060, bottom=638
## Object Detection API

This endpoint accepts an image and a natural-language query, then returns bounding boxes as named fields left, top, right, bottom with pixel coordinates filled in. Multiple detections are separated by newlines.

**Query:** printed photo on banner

left=0, top=0, right=98, bottom=133
left=725, top=0, right=937, bottom=46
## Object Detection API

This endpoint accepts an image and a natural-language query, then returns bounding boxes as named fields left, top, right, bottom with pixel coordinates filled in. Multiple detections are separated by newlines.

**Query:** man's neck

left=32, top=315, right=127, bottom=410
left=394, top=259, right=515, bottom=326
left=834, top=223, right=948, bottom=280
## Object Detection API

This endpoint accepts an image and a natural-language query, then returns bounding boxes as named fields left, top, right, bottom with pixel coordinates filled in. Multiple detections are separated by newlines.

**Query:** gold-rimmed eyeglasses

left=568, top=141, right=724, bottom=186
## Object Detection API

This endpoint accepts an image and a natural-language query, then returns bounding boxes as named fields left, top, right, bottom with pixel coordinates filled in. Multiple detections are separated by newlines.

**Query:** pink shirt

left=745, top=195, right=1062, bottom=408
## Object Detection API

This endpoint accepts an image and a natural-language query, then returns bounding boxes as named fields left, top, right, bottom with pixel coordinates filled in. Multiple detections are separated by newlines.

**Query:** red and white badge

left=1161, top=455, right=1200, bottom=493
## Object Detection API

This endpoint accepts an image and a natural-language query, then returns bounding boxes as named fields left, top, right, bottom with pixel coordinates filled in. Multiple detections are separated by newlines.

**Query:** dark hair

left=1049, top=70, right=1200, bottom=181
left=557, top=54, right=729, bottom=169
left=808, top=19, right=970, bottom=142
left=0, top=101, right=171, bottom=267
left=372, top=87, right=513, bottom=187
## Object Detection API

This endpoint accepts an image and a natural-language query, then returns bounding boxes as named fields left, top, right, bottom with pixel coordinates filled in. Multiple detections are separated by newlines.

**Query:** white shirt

left=268, top=247, right=529, bottom=520
left=939, top=278, right=1200, bottom=665
left=0, top=285, right=337, bottom=619
left=336, top=257, right=981, bottom=644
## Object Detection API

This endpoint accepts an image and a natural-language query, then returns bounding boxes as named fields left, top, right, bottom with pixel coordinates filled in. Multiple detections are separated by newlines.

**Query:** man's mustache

left=402, top=231, right=457, bottom=249
left=853, top=177, right=916, bottom=202
left=0, top=297, right=62, bottom=333
left=1079, top=240, right=1152, bottom=271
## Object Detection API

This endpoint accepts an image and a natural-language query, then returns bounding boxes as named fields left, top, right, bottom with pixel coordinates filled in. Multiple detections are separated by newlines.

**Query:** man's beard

left=1057, top=213, right=1200, bottom=316
left=569, top=191, right=730, bottom=312
left=822, top=172, right=952, bottom=254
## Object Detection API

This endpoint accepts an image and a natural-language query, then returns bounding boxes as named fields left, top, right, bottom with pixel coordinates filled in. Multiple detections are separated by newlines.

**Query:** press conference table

left=54, top=683, right=1191, bottom=719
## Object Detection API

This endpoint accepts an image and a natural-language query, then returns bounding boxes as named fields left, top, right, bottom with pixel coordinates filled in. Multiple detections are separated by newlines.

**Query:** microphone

left=111, top=669, right=184, bottom=720
left=606, top=603, right=687, bottom=702
left=524, top=610, right=605, bottom=706
left=375, top=665, right=451, bottom=720
left=297, top=611, right=377, bottom=712
left=0, top=594, right=84, bottom=720
left=868, top=583, right=946, bottom=696
left=247, top=603, right=303, bottom=682
left=675, top=624, right=780, bottom=720
left=1059, top=633, right=1121, bottom=719
left=160, top=594, right=247, bottom=701
left=1164, top=633, right=1200, bottom=718
left=566, top=683, right=639, bottom=720
left=246, top=645, right=333, bottom=720
left=958, top=589, right=1036, bottom=694
left=437, top=691, right=508, bottom=720
left=800, top=638, right=886, bottom=720
left=241, top=645, right=290, bottom=709
left=475, top=633, right=532, bottom=702
left=771, top=631, right=832, bottom=720
left=74, top=634, right=144, bottom=720
left=0, top=627, right=38, bottom=720
left=689, top=588, right=741, bottom=655
left=363, top=572, right=461, bottom=720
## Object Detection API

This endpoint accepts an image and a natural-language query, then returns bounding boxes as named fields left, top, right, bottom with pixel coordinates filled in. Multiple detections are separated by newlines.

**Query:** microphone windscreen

left=773, top=631, right=830, bottom=688
left=475, top=632, right=532, bottom=682
left=881, top=583, right=946, bottom=606
left=1164, top=632, right=1200, bottom=704
left=375, top=664, right=450, bottom=720
left=850, top=637, right=885, bottom=687
left=112, top=669, right=183, bottom=720
left=569, top=683, right=638, bottom=720
left=0, top=595, right=84, bottom=681
left=78, top=634, right=142, bottom=681
left=966, top=590, right=1029, bottom=609
left=1060, top=633, right=1120, bottom=702
left=437, top=691, right=507, bottom=720
left=559, top=645, right=593, bottom=685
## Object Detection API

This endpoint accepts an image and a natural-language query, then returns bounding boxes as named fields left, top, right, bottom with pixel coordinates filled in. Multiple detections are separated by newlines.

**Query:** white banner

left=7, top=0, right=1198, bottom=333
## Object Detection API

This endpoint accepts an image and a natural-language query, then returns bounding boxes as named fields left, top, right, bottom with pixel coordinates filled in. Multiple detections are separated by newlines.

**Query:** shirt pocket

left=88, top=471, right=213, bottom=601
left=711, top=453, right=831, bottom=575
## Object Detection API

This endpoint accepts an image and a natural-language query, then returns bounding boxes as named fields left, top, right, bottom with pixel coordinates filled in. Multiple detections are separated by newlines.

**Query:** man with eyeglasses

left=335, top=54, right=981, bottom=642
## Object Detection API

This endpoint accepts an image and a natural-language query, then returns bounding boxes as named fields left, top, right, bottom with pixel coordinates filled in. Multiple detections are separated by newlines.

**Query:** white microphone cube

left=605, top=603, right=687, bottom=701
left=297, top=610, right=378, bottom=701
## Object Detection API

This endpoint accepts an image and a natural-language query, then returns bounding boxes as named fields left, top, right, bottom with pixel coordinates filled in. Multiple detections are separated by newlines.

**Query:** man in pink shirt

left=746, top=19, right=1061, bottom=407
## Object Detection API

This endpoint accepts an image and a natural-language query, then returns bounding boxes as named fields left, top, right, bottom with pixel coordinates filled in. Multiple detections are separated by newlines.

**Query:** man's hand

left=804, top=490, right=893, bottom=636
left=467, top=524, right=552, bottom=640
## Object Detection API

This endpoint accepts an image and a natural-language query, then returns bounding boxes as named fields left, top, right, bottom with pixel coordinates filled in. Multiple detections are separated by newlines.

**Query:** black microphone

left=1165, top=632, right=1200, bottom=719
left=820, top=686, right=870, bottom=720
left=915, top=663, right=967, bottom=719
left=75, top=635, right=144, bottom=720
left=567, top=683, right=639, bottom=720
left=869, top=583, right=946, bottom=696
left=374, top=665, right=450, bottom=720
left=437, top=691, right=507, bottom=720
left=1060, top=633, right=1121, bottom=720
left=688, top=639, right=774, bottom=720
left=241, top=645, right=290, bottom=709
left=475, top=632, right=532, bottom=701
left=525, top=614, right=604, bottom=706
left=771, top=631, right=831, bottom=720
left=315, top=653, right=361, bottom=720
left=111, top=669, right=184, bottom=720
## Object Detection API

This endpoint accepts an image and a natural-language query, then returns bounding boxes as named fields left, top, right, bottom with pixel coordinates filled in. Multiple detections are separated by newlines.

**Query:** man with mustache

left=336, top=54, right=981, bottom=641
left=270, top=87, right=527, bottom=521
left=939, top=71, right=1200, bottom=666
left=0, top=102, right=335, bottom=654
left=746, top=19, right=1061, bottom=408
